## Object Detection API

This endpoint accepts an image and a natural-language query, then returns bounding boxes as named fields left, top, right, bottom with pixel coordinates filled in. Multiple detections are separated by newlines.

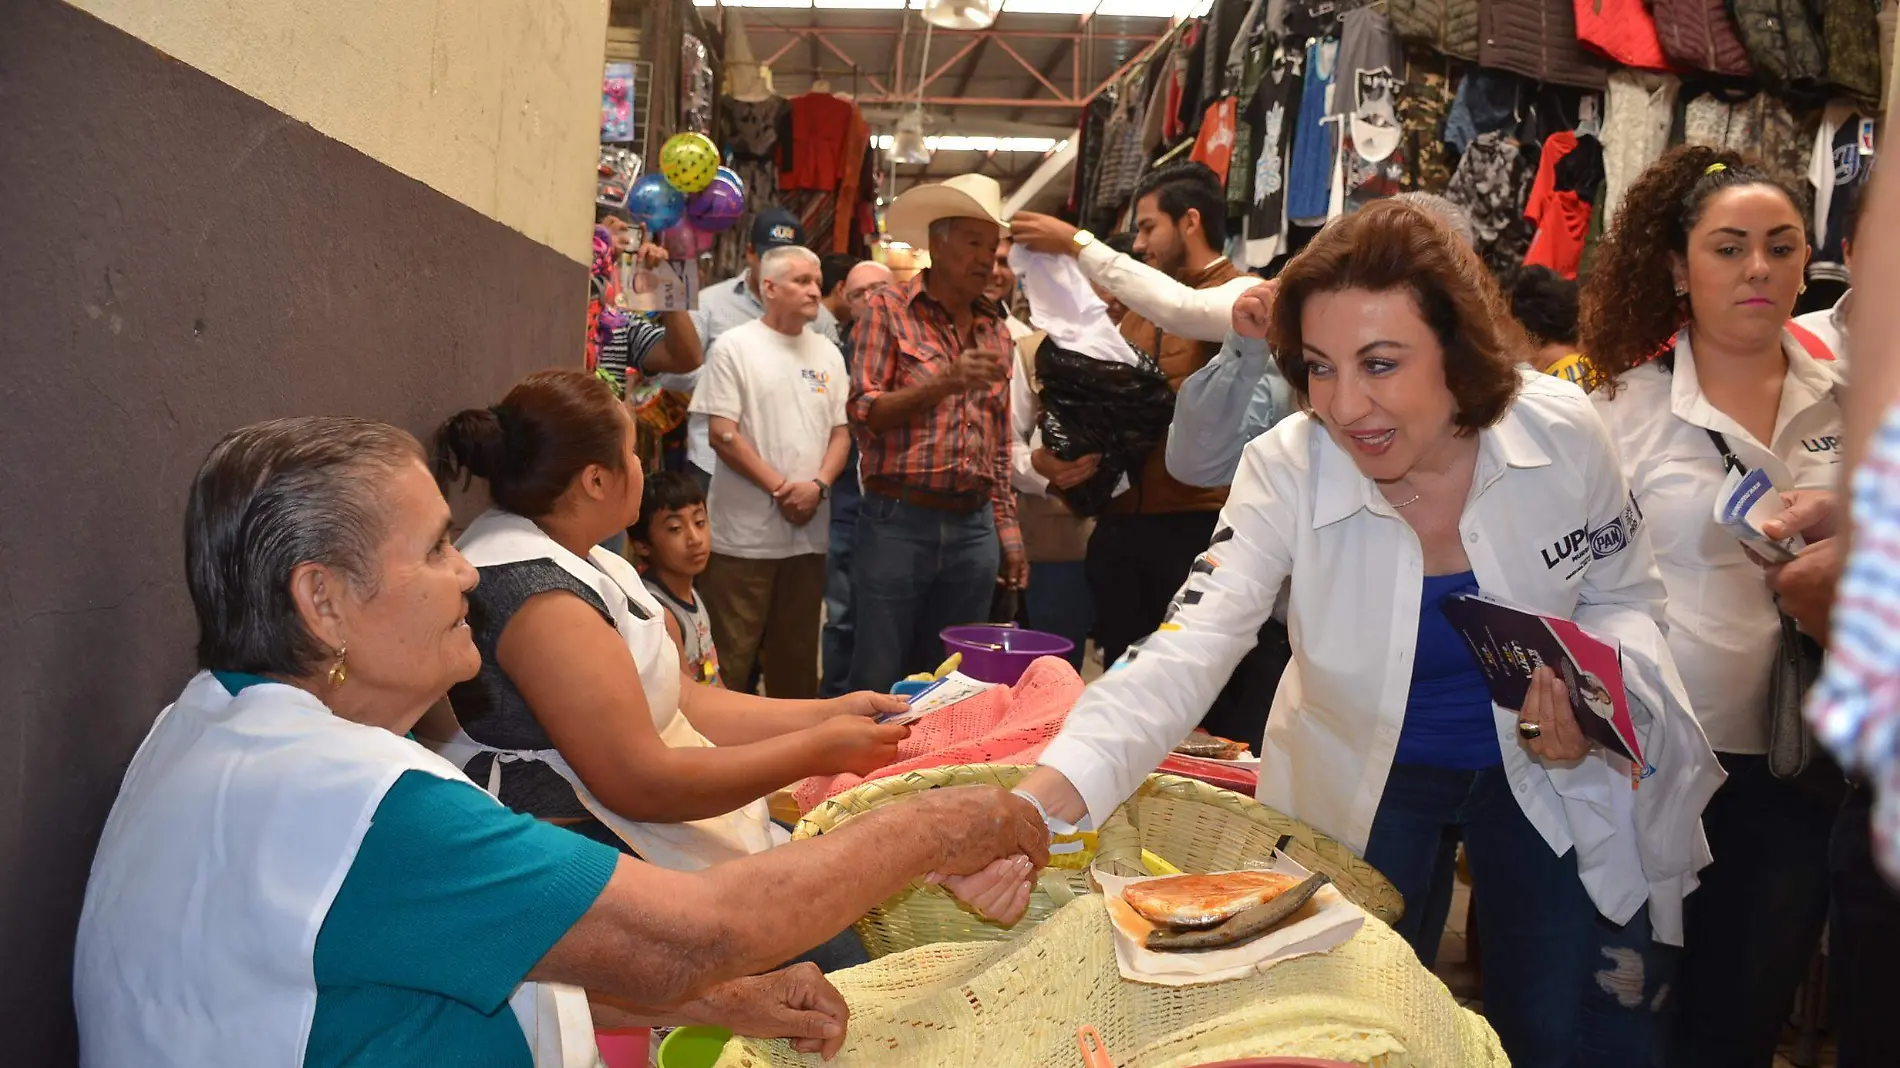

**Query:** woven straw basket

left=791, top=765, right=1404, bottom=958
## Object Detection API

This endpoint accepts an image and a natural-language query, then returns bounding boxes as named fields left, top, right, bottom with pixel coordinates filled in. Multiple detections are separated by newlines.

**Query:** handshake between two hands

left=914, top=784, right=1057, bottom=925
left=685, top=787, right=1049, bottom=1059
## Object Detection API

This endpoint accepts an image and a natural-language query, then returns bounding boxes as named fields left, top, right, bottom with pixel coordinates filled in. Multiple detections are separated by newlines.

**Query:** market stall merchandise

left=1053, top=0, right=1880, bottom=288
left=793, top=766, right=1403, bottom=958
left=706, top=896, right=1504, bottom=1068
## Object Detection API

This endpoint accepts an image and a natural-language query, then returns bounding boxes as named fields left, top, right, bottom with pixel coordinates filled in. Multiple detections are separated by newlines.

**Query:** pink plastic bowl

left=940, top=625, right=1075, bottom=685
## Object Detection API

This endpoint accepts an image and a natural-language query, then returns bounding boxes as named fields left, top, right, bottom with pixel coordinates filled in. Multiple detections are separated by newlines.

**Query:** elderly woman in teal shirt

left=74, top=416, right=1046, bottom=1067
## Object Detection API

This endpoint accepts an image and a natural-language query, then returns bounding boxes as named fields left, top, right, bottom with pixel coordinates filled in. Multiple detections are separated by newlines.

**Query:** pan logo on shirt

left=1543, top=495, right=1643, bottom=573
left=801, top=368, right=830, bottom=395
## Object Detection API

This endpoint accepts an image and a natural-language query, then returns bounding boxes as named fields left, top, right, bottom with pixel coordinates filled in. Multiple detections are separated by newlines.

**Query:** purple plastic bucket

left=940, top=625, right=1075, bottom=686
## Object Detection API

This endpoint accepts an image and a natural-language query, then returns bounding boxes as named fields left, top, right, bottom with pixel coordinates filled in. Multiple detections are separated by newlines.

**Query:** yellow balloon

left=660, top=132, right=720, bottom=194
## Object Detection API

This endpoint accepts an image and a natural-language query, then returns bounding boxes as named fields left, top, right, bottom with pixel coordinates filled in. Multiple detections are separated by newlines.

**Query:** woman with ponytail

left=429, top=370, right=909, bottom=906
left=1583, top=145, right=1845, bottom=1067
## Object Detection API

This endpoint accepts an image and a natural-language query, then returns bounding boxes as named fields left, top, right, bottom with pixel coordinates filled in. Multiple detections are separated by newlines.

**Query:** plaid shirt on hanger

left=848, top=273, right=1021, bottom=556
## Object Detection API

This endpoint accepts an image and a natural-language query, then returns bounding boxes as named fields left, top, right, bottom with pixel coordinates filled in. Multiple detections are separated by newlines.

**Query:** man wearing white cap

left=846, top=175, right=1025, bottom=691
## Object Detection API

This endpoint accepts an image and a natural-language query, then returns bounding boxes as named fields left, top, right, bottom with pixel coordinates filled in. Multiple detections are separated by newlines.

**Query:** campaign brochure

left=1439, top=592, right=1643, bottom=764
left=1714, top=465, right=1803, bottom=564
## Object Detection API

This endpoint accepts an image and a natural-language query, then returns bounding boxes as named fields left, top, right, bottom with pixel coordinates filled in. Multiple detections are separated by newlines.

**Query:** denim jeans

left=819, top=476, right=861, bottom=698
left=1663, top=752, right=1833, bottom=1067
left=1023, top=560, right=1092, bottom=669
left=846, top=492, right=1000, bottom=692
left=1363, top=763, right=1674, bottom=1068
left=1830, top=786, right=1900, bottom=1068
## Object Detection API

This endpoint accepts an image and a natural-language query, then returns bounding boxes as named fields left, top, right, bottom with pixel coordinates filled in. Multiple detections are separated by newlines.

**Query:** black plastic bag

left=1034, top=336, right=1176, bottom=516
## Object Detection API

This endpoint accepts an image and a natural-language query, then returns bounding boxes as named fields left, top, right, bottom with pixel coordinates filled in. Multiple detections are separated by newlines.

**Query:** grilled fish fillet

left=1122, top=870, right=1305, bottom=929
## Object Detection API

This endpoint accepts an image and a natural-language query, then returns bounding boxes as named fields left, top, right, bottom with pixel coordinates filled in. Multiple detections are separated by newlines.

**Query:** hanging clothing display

left=1818, top=0, right=1883, bottom=103
left=1809, top=104, right=1874, bottom=287
left=1191, top=97, right=1242, bottom=183
left=831, top=108, right=870, bottom=253
left=1652, top=0, right=1755, bottom=77
left=1399, top=48, right=1458, bottom=193
left=1479, top=0, right=1611, bottom=90
left=1681, top=90, right=1815, bottom=198
left=1600, top=71, right=1679, bottom=228
left=780, top=92, right=856, bottom=192
left=680, top=36, right=715, bottom=134
left=1574, top=0, right=1673, bottom=71
left=1282, top=0, right=1346, bottom=44
left=1141, top=34, right=1178, bottom=154
left=1523, top=132, right=1604, bottom=279
left=1443, top=68, right=1523, bottom=155
left=1332, top=8, right=1407, bottom=213
left=716, top=95, right=785, bottom=281
left=1095, top=81, right=1150, bottom=222
left=1390, top=0, right=1480, bottom=60
left=1445, top=130, right=1535, bottom=275
left=1224, top=0, right=1274, bottom=222
left=1075, top=92, right=1118, bottom=233
left=1243, top=47, right=1307, bottom=265
left=928, top=0, right=1871, bottom=283
left=1286, top=38, right=1339, bottom=225
left=1729, top=0, right=1825, bottom=97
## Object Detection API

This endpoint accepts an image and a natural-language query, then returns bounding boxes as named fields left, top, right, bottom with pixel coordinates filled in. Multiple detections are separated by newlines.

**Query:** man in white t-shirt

left=689, top=245, right=850, bottom=698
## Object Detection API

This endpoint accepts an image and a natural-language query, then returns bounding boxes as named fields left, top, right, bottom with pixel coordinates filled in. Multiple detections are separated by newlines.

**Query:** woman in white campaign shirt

left=962, top=202, right=1722, bottom=1068
left=1582, top=146, right=1846, bottom=1068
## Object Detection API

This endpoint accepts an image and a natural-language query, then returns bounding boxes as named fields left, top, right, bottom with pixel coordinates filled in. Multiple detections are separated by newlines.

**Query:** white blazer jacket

left=1039, top=371, right=1724, bottom=943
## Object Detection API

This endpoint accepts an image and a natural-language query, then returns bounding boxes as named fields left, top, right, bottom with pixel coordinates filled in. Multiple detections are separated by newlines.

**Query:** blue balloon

left=628, top=173, right=686, bottom=232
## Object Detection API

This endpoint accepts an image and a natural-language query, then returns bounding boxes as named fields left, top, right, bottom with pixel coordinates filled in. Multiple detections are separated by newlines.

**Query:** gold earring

left=328, top=643, right=349, bottom=688
left=1799, top=282, right=1809, bottom=295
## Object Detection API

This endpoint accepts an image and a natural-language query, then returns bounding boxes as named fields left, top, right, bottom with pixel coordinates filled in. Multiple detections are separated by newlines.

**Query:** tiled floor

left=1432, top=869, right=1837, bottom=1066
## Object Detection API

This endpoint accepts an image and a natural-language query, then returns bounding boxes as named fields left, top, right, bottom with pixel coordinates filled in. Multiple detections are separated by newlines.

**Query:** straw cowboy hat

left=884, top=174, right=1008, bottom=248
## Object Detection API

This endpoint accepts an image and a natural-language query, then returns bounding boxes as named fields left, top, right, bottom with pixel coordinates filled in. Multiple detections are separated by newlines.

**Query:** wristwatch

left=1072, top=229, right=1097, bottom=254
left=813, top=478, right=830, bottom=501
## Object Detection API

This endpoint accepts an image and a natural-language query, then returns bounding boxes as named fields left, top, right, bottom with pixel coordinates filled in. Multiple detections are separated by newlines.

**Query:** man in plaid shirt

left=847, top=175, right=1026, bottom=690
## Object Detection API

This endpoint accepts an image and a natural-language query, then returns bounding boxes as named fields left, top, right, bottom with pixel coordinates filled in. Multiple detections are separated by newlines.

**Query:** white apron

left=436, top=509, right=779, bottom=871
left=74, top=672, right=599, bottom=1067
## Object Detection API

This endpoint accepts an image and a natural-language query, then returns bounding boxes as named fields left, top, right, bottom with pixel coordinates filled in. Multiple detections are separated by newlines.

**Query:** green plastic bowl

left=656, top=1026, right=733, bottom=1068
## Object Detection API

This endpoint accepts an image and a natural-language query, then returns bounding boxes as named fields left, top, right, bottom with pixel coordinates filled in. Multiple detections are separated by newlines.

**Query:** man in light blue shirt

left=1165, top=322, right=1294, bottom=487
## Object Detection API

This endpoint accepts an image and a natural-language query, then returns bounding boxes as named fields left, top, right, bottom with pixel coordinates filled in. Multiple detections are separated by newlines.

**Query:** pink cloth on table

left=790, top=656, right=1087, bottom=812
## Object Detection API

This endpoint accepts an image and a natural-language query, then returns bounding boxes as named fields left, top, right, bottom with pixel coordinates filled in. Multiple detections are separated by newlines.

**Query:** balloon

left=660, top=221, right=714, bottom=259
left=627, top=174, right=685, bottom=232
left=715, top=166, right=746, bottom=199
left=660, top=132, right=721, bottom=194
left=686, top=180, right=745, bottom=232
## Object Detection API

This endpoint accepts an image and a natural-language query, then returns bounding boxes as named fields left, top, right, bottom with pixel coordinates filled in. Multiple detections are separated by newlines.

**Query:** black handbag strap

left=1703, top=426, right=1747, bottom=477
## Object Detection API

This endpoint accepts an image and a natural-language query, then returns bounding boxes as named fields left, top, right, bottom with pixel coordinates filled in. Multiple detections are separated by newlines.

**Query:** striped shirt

left=849, top=273, right=1020, bottom=554
left=596, top=316, right=667, bottom=390
left=1809, top=393, right=1900, bottom=883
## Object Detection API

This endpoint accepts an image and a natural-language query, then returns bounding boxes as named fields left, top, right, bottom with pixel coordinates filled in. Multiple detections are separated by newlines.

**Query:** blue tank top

left=1285, top=38, right=1339, bottom=224
left=1394, top=571, right=1502, bottom=769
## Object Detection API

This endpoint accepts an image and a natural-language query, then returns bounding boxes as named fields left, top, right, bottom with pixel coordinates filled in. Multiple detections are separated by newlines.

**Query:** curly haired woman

left=1582, top=145, right=1846, bottom=1068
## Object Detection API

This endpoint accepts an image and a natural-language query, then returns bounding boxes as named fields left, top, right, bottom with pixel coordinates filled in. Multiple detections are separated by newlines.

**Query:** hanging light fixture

left=887, top=18, right=935, bottom=165
left=921, top=0, right=1003, bottom=31
left=889, top=110, right=932, bottom=165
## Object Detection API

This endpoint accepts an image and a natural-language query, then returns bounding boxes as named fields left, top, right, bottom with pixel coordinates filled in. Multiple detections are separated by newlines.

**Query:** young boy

left=630, top=471, right=724, bottom=688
